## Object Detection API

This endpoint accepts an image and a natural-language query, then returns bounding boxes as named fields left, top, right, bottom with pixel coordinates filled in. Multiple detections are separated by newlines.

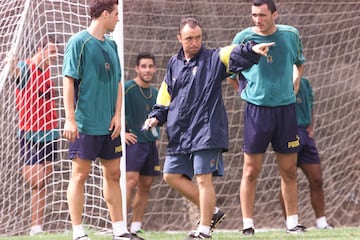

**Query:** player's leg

left=300, top=163, right=325, bottom=218
left=126, top=171, right=140, bottom=213
left=241, top=103, right=271, bottom=234
left=67, top=158, right=92, bottom=225
left=164, top=173, right=200, bottom=205
left=101, top=157, right=123, bottom=221
left=163, top=153, right=200, bottom=206
left=127, top=142, right=160, bottom=234
left=240, top=153, right=263, bottom=229
left=277, top=152, right=298, bottom=217
left=193, top=149, right=224, bottom=237
left=272, top=103, right=304, bottom=232
left=23, top=162, right=51, bottom=233
left=21, top=136, right=55, bottom=235
left=67, top=134, right=100, bottom=240
left=131, top=175, right=154, bottom=224
left=100, top=135, right=133, bottom=239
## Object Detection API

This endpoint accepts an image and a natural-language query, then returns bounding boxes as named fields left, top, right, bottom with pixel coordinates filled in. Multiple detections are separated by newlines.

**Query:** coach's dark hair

left=179, top=17, right=201, bottom=34
left=252, top=0, right=277, bottom=13
left=136, top=52, right=156, bottom=66
left=89, top=0, right=118, bottom=19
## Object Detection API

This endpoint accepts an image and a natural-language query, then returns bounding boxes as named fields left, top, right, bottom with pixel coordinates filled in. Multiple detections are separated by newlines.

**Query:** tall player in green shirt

left=230, top=0, right=306, bottom=235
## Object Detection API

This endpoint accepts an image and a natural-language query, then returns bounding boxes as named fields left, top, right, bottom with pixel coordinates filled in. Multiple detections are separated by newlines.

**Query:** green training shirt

left=125, top=79, right=159, bottom=142
left=62, top=30, right=121, bottom=135
left=232, top=25, right=305, bottom=107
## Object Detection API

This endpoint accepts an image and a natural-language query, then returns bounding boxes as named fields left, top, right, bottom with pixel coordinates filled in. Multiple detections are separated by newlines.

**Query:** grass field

left=1, top=228, right=360, bottom=240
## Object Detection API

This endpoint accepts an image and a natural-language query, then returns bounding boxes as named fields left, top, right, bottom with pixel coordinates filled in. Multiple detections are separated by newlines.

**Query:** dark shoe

left=197, top=209, right=225, bottom=232
left=113, top=233, right=132, bottom=240
left=210, top=209, right=225, bottom=231
left=286, top=224, right=307, bottom=233
left=242, top=227, right=255, bottom=235
left=75, top=235, right=91, bottom=240
left=130, top=232, right=145, bottom=240
left=185, top=230, right=211, bottom=240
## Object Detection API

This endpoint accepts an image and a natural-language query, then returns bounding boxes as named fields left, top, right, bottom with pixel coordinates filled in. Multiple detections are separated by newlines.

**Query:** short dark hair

left=37, top=35, right=56, bottom=49
left=179, top=17, right=201, bottom=34
left=89, top=0, right=118, bottom=19
left=136, top=52, right=156, bottom=66
left=252, top=0, right=277, bottom=13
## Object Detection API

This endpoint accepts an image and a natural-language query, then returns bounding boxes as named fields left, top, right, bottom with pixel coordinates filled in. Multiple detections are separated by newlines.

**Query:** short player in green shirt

left=125, top=52, right=160, bottom=239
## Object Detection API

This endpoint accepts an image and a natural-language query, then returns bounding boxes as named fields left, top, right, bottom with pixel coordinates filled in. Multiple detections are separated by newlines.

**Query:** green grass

left=1, top=228, right=360, bottom=240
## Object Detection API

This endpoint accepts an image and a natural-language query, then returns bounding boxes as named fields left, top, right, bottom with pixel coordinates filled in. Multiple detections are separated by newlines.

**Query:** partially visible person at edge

left=144, top=17, right=274, bottom=240
left=279, top=77, right=333, bottom=229
left=125, top=52, right=160, bottom=240
left=228, top=0, right=306, bottom=235
left=62, top=0, right=140, bottom=240
left=8, top=36, right=59, bottom=236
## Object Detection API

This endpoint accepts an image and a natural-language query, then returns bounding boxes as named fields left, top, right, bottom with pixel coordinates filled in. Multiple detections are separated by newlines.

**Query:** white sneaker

left=29, top=226, right=44, bottom=236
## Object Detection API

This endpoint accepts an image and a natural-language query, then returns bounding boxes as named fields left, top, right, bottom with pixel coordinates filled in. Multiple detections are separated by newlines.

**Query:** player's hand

left=125, top=132, right=137, bottom=145
left=143, top=117, right=159, bottom=130
left=3, top=53, right=18, bottom=77
left=252, top=42, right=275, bottom=57
left=109, top=116, right=121, bottom=140
left=63, top=118, right=79, bottom=143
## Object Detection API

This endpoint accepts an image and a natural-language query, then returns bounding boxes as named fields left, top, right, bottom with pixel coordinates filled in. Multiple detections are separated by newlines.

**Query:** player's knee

left=163, top=173, right=177, bottom=185
left=242, top=168, right=260, bottom=182
left=310, top=178, right=323, bottom=190
left=31, top=178, right=46, bottom=190
left=71, top=172, right=90, bottom=185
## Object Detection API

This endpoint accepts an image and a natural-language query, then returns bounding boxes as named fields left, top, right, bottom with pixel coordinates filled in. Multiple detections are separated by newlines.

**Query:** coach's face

left=177, top=24, right=202, bottom=59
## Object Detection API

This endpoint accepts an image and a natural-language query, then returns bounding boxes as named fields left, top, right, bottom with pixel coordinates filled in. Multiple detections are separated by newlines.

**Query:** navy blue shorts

left=126, top=142, right=160, bottom=176
left=243, top=103, right=300, bottom=154
left=20, top=131, right=58, bottom=165
left=68, top=133, right=122, bottom=160
left=297, top=127, right=320, bottom=165
left=164, top=149, right=224, bottom=180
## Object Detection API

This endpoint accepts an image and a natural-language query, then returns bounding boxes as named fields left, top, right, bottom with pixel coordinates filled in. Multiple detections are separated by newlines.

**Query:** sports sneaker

left=113, top=232, right=132, bottom=240
left=319, top=224, right=334, bottom=229
left=185, top=230, right=212, bottom=240
left=75, top=235, right=91, bottom=240
left=210, top=209, right=225, bottom=231
left=286, top=224, right=307, bottom=233
left=29, top=229, right=44, bottom=236
left=197, top=209, right=225, bottom=232
left=242, top=227, right=255, bottom=235
left=130, top=232, right=145, bottom=240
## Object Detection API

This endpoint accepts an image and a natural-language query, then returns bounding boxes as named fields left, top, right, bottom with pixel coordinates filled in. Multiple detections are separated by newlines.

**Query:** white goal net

left=0, top=0, right=359, bottom=237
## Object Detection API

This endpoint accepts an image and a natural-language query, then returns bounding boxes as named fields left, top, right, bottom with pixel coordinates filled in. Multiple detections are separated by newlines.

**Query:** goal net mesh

left=0, top=0, right=359, bottom=236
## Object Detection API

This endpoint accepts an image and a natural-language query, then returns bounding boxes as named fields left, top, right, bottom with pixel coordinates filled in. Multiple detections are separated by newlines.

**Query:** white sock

left=242, top=218, right=254, bottom=229
left=29, top=225, right=43, bottom=236
left=213, top=207, right=219, bottom=214
left=316, top=216, right=328, bottom=229
left=72, top=224, right=86, bottom=240
left=130, top=221, right=142, bottom=233
left=286, top=215, right=298, bottom=230
left=197, top=224, right=211, bottom=236
left=112, top=221, right=128, bottom=236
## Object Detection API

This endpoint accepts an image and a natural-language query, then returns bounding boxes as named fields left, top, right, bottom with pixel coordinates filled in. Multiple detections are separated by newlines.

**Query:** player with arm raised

left=144, top=17, right=273, bottom=240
